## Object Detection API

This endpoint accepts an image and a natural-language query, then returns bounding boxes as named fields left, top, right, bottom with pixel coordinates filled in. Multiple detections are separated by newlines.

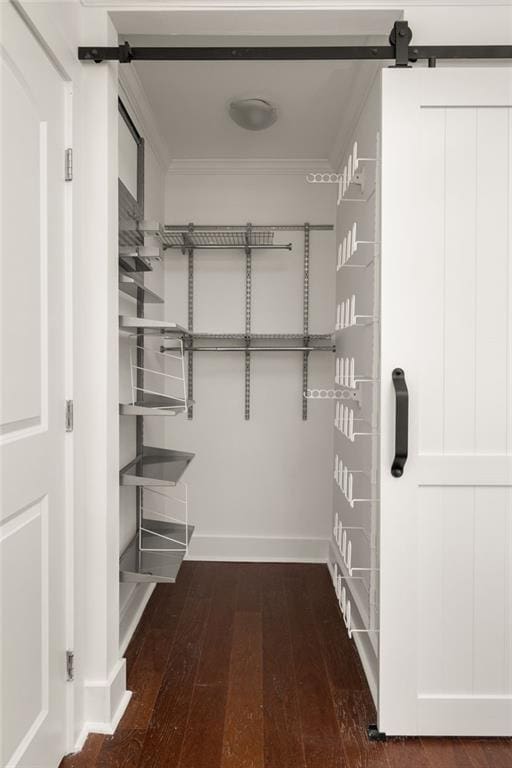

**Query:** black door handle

left=391, top=368, right=408, bottom=477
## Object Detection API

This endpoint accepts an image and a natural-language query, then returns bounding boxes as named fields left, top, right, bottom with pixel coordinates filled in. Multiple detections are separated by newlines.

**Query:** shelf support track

left=303, top=223, right=310, bottom=420
left=185, top=224, right=194, bottom=419
left=245, top=223, right=252, bottom=420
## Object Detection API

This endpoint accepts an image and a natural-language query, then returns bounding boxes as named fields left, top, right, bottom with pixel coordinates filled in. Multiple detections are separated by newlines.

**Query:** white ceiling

left=112, top=9, right=400, bottom=37
left=114, top=10, right=398, bottom=163
left=132, top=57, right=372, bottom=161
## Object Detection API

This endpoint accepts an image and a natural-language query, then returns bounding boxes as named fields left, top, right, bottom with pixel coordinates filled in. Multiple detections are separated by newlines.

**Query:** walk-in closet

left=3, top=3, right=512, bottom=767
left=111, top=10, right=512, bottom=745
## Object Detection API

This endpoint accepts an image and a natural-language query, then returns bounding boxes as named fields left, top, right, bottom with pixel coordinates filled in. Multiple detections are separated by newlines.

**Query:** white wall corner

left=167, top=157, right=333, bottom=176
left=119, top=583, right=155, bottom=656
left=187, top=534, right=329, bottom=562
left=83, top=658, right=131, bottom=735
left=328, top=63, right=380, bottom=171
left=119, top=65, right=172, bottom=169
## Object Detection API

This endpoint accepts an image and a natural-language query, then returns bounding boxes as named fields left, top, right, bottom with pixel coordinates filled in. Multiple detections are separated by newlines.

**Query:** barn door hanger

left=78, top=19, right=512, bottom=68
left=390, top=21, right=413, bottom=68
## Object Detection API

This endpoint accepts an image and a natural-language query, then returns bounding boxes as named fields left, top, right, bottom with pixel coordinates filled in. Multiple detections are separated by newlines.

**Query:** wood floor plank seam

left=220, top=610, right=264, bottom=768
left=175, top=564, right=239, bottom=768
left=278, top=568, right=309, bottom=768
left=281, top=569, right=320, bottom=768
left=261, top=565, right=307, bottom=768
left=173, top=574, right=217, bottom=768
left=134, top=578, right=213, bottom=767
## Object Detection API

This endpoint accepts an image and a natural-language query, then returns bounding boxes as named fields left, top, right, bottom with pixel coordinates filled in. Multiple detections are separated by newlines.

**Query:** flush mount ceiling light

left=228, top=98, right=278, bottom=131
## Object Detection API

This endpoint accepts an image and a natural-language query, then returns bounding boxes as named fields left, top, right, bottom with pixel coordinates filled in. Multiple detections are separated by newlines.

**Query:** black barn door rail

left=79, top=21, right=512, bottom=68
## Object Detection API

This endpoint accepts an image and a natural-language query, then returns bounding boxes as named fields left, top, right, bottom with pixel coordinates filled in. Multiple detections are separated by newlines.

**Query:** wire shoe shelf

left=335, top=356, right=376, bottom=390
left=124, top=335, right=188, bottom=416
left=335, top=403, right=377, bottom=441
left=337, top=222, right=379, bottom=270
left=336, top=295, right=376, bottom=330
left=139, top=484, right=189, bottom=553
left=306, top=142, right=377, bottom=206
left=334, top=454, right=377, bottom=509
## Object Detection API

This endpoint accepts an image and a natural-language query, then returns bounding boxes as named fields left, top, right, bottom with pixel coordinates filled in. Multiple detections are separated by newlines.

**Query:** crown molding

left=167, top=158, right=333, bottom=175
left=118, top=65, right=171, bottom=170
left=82, top=1, right=512, bottom=8
left=328, top=63, right=380, bottom=171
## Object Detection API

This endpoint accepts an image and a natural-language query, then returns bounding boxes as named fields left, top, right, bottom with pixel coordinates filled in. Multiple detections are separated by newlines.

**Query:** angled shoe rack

left=120, top=447, right=194, bottom=486
left=118, top=177, right=195, bottom=584
left=308, top=129, right=381, bottom=691
left=119, top=315, right=189, bottom=417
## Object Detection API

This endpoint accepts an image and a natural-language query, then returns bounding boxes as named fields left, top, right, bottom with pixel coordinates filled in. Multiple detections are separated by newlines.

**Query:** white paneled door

left=380, top=69, right=512, bottom=736
left=1, top=4, right=69, bottom=767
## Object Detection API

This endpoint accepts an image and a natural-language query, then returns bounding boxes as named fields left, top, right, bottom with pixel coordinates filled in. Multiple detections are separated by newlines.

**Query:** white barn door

left=379, top=68, right=512, bottom=737
left=1, top=4, right=69, bottom=766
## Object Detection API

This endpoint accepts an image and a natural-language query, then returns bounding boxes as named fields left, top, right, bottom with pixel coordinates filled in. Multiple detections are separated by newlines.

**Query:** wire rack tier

left=162, top=229, right=294, bottom=251
left=162, top=229, right=277, bottom=249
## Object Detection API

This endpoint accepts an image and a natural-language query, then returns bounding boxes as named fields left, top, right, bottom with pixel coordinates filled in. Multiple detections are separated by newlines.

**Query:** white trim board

left=168, top=158, right=333, bottom=175
left=72, top=690, right=132, bottom=753
left=82, top=659, right=130, bottom=735
left=186, top=533, right=329, bottom=562
left=83, top=2, right=512, bottom=9
left=119, top=583, right=155, bottom=656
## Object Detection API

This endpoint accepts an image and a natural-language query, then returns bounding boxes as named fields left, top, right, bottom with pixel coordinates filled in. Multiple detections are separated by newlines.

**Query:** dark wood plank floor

left=61, top=563, right=512, bottom=768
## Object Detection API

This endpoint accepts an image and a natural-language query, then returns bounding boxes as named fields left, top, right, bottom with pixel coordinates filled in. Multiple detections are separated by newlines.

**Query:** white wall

left=162, top=168, right=336, bottom=561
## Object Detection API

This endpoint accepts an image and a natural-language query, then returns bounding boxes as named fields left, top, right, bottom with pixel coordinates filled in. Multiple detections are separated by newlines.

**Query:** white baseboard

left=82, top=658, right=130, bottom=734
left=119, top=582, right=155, bottom=656
left=327, top=546, right=378, bottom=707
left=186, top=534, right=329, bottom=563
left=72, top=689, right=132, bottom=753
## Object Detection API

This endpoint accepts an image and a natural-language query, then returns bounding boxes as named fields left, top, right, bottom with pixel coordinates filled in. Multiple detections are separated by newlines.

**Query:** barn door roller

left=78, top=20, right=512, bottom=68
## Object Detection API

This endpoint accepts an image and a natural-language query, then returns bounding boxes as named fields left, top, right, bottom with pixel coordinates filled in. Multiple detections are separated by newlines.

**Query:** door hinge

left=65, top=400, right=74, bottom=432
left=65, top=148, right=73, bottom=181
left=66, top=650, right=74, bottom=681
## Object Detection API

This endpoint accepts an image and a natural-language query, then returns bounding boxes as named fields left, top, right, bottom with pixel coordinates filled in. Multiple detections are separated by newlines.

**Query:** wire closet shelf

left=161, top=227, right=290, bottom=250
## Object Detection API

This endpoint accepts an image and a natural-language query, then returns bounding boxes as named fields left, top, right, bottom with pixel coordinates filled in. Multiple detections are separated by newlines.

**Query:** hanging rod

left=78, top=22, right=512, bottom=68
left=188, top=332, right=332, bottom=340
left=163, top=244, right=292, bottom=251
left=164, top=225, right=333, bottom=232
left=163, top=346, right=335, bottom=353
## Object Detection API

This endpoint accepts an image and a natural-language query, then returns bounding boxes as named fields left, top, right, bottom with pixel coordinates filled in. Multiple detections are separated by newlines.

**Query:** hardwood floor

left=61, top=563, right=512, bottom=768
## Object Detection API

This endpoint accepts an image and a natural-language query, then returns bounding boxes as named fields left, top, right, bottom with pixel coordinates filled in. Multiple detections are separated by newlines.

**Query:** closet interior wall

left=162, top=171, right=336, bottom=561
left=330, top=75, right=381, bottom=703
left=118, top=102, right=167, bottom=633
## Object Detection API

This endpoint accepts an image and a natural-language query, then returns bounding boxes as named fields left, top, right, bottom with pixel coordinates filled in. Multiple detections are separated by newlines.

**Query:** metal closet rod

left=164, top=225, right=333, bottom=231
left=78, top=21, right=512, bottom=67
left=166, top=346, right=334, bottom=353
left=164, top=243, right=292, bottom=251
left=185, top=333, right=332, bottom=339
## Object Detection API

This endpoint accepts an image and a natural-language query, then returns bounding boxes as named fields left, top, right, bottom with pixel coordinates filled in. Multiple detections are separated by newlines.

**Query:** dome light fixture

left=228, top=97, right=278, bottom=131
